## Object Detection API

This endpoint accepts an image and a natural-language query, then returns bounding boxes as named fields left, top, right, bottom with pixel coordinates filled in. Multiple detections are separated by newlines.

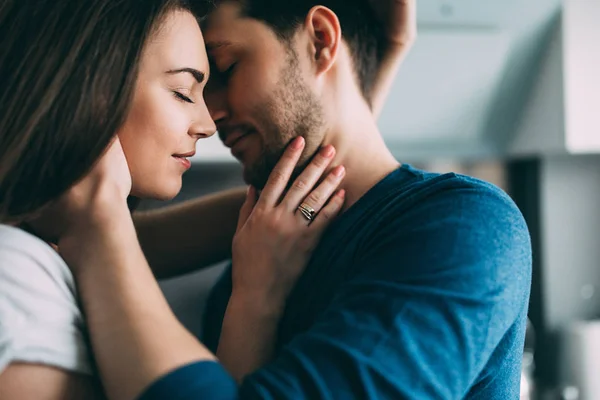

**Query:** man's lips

left=222, top=128, right=255, bottom=149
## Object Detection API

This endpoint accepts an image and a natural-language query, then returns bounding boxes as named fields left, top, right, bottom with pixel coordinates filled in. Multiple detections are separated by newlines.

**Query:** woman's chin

left=130, top=182, right=182, bottom=202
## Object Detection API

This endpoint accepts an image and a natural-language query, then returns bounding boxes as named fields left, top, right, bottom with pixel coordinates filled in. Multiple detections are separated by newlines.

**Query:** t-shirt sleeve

left=0, top=230, right=93, bottom=375
left=137, top=361, right=238, bottom=400
left=236, top=184, right=532, bottom=399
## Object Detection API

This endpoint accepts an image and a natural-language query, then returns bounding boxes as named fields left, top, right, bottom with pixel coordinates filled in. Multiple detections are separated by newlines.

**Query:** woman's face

left=119, top=10, right=215, bottom=200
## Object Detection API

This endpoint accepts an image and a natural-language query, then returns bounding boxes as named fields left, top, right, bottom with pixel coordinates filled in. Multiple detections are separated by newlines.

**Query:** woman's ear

left=304, top=6, right=341, bottom=76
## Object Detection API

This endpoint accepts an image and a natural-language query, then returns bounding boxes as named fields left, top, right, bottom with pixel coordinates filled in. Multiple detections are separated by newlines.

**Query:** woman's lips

left=173, top=155, right=191, bottom=170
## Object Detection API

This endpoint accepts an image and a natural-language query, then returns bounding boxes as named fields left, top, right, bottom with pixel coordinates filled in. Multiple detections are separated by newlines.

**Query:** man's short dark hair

left=229, top=0, right=387, bottom=106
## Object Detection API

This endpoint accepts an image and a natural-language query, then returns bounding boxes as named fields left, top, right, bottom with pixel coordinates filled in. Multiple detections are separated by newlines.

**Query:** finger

left=308, top=189, right=346, bottom=233
left=237, top=186, right=258, bottom=231
left=281, top=145, right=337, bottom=211
left=258, top=137, right=305, bottom=207
left=294, top=165, right=345, bottom=226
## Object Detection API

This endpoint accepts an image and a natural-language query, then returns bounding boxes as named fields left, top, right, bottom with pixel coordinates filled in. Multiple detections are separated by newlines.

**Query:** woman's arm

left=0, top=364, right=104, bottom=400
left=56, top=140, right=215, bottom=400
left=68, top=215, right=218, bottom=400
left=216, top=145, right=345, bottom=382
left=59, top=138, right=344, bottom=399
left=134, top=187, right=246, bottom=279
left=370, top=0, right=417, bottom=118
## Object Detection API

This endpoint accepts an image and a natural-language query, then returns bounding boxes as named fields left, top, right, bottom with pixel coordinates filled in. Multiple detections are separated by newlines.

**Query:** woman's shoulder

left=0, top=224, right=75, bottom=293
left=0, top=224, right=92, bottom=376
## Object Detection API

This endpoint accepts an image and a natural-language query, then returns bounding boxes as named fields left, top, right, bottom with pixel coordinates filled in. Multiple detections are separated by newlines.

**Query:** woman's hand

left=231, top=137, right=345, bottom=309
left=42, top=138, right=219, bottom=400
left=219, top=137, right=345, bottom=381
left=24, top=138, right=131, bottom=250
left=55, top=137, right=134, bottom=268
left=60, top=137, right=131, bottom=224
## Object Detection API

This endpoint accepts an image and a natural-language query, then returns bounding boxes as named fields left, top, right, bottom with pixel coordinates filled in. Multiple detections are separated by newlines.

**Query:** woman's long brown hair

left=0, top=0, right=207, bottom=223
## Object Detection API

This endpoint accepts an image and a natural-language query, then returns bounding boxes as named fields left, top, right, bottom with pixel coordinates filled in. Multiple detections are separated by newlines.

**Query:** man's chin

left=242, top=164, right=270, bottom=190
left=242, top=171, right=265, bottom=190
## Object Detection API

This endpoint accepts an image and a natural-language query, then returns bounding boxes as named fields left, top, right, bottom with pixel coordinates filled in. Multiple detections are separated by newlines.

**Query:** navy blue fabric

left=137, top=361, right=237, bottom=400
left=144, top=164, right=532, bottom=399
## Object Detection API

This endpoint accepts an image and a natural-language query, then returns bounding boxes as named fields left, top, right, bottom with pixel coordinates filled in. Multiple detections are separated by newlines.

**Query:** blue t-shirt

left=141, top=165, right=532, bottom=400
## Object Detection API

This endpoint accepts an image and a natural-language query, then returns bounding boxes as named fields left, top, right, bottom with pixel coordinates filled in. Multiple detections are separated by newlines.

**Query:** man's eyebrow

left=206, top=40, right=233, bottom=51
left=166, top=68, right=206, bottom=83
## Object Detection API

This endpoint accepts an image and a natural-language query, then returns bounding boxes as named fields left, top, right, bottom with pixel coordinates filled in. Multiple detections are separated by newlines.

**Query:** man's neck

left=322, top=113, right=400, bottom=213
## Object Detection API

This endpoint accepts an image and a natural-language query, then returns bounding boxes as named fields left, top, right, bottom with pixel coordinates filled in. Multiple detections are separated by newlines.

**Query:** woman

left=0, top=0, right=414, bottom=399
left=0, top=0, right=346, bottom=398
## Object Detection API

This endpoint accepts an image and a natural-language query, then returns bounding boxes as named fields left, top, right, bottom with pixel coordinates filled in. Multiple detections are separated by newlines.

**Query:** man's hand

left=371, top=0, right=417, bottom=48
left=369, top=0, right=417, bottom=117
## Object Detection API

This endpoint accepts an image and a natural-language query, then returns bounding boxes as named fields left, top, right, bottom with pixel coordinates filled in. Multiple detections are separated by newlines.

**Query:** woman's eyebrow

left=166, top=68, right=205, bottom=83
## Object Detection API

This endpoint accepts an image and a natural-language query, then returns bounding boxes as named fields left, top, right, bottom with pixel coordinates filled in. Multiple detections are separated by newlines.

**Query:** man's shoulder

left=358, top=166, right=527, bottom=238
left=385, top=165, right=514, bottom=208
left=350, top=167, right=531, bottom=281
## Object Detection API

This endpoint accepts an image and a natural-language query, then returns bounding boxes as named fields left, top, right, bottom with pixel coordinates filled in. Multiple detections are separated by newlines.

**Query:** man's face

left=203, top=1, right=325, bottom=188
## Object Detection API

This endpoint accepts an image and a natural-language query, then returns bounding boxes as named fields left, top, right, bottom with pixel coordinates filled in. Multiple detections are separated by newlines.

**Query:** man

left=130, top=0, right=530, bottom=398
left=187, top=0, right=532, bottom=398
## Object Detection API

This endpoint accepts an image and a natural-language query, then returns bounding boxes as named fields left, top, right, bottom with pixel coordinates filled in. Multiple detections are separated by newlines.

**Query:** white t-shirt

left=0, top=224, right=93, bottom=375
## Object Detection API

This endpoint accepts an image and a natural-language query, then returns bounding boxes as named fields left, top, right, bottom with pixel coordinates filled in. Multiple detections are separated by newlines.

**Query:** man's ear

left=304, top=6, right=341, bottom=76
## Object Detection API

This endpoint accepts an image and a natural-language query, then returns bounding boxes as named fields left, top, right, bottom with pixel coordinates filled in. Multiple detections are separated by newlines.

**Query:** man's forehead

left=203, top=2, right=264, bottom=50
left=206, top=40, right=234, bottom=52
left=203, top=1, right=243, bottom=30
left=203, top=1, right=287, bottom=52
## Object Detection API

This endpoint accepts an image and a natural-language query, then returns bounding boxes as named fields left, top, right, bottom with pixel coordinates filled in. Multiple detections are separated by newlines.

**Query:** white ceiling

left=376, top=0, right=565, bottom=160
left=417, top=0, right=558, bottom=30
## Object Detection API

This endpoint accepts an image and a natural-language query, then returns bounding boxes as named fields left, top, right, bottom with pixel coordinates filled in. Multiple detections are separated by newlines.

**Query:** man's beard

left=244, top=49, right=325, bottom=189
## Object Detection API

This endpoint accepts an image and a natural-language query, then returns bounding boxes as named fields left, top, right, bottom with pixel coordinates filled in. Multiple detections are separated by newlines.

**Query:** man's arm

left=0, top=364, right=104, bottom=400
left=370, top=0, right=417, bottom=118
left=133, top=182, right=531, bottom=399
left=134, top=187, right=246, bottom=279
left=235, top=185, right=532, bottom=399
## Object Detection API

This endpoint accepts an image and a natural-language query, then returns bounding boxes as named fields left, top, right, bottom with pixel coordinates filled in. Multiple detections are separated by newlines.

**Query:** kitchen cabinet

left=512, top=0, right=600, bottom=156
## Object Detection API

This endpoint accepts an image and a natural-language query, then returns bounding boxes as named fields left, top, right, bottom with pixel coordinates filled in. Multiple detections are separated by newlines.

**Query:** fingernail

left=333, top=165, right=345, bottom=177
left=337, top=189, right=346, bottom=198
left=292, top=137, right=305, bottom=149
left=320, top=145, right=335, bottom=158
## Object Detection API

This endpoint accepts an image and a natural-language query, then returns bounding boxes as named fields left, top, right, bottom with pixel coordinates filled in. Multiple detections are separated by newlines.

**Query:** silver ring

left=298, top=203, right=315, bottom=222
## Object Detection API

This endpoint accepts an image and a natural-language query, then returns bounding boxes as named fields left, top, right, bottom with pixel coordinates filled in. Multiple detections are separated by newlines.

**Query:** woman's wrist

left=218, top=289, right=284, bottom=380
left=228, top=287, right=288, bottom=322
left=59, top=205, right=138, bottom=273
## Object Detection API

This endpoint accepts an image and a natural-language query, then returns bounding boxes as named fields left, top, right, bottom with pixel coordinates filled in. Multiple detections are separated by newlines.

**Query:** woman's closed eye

left=173, top=90, right=194, bottom=104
